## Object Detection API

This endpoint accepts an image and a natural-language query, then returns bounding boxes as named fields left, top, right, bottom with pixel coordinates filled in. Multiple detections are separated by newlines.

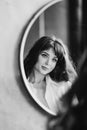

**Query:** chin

left=40, top=70, right=50, bottom=75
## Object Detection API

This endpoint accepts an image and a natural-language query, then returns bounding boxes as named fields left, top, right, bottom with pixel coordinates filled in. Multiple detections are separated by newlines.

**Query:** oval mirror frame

left=20, top=0, right=63, bottom=116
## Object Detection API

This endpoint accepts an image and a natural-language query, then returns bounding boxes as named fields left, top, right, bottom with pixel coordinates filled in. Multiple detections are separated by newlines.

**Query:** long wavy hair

left=24, top=36, right=77, bottom=82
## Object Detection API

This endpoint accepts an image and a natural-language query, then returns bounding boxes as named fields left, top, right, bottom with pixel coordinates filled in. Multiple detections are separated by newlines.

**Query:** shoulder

left=46, top=75, right=72, bottom=87
left=46, top=75, right=72, bottom=97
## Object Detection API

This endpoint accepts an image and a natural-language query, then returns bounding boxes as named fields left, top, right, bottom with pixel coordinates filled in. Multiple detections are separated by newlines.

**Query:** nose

left=45, top=58, right=51, bottom=66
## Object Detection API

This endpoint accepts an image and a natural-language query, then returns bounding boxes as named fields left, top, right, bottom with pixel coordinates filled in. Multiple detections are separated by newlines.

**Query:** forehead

left=41, top=48, right=57, bottom=57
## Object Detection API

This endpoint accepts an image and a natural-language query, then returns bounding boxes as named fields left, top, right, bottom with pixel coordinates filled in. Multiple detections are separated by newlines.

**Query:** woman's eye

left=52, top=58, right=58, bottom=62
left=41, top=53, right=48, bottom=57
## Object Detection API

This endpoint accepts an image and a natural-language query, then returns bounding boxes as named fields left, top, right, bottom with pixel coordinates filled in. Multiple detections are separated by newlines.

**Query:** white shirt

left=27, top=76, right=72, bottom=115
left=45, top=76, right=72, bottom=114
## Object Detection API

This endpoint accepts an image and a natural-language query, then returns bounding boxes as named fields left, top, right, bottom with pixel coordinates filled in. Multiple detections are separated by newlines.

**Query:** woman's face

left=34, top=48, right=58, bottom=75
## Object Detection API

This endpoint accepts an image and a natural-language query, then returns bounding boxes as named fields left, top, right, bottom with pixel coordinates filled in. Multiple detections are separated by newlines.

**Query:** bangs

left=39, top=38, right=65, bottom=59
left=40, top=40, right=54, bottom=52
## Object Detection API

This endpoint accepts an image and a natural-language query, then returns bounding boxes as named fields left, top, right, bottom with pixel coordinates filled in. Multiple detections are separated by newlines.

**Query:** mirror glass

left=20, top=0, right=68, bottom=116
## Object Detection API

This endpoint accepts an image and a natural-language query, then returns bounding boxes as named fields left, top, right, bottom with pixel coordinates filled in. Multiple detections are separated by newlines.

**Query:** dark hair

left=24, top=36, right=69, bottom=82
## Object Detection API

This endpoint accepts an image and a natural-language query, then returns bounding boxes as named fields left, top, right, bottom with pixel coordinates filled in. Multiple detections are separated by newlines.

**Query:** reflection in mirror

left=20, top=0, right=78, bottom=116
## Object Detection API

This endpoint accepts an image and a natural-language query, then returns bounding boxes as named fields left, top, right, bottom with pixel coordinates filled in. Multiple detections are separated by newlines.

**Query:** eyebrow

left=41, top=51, right=48, bottom=55
left=53, top=57, right=58, bottom=59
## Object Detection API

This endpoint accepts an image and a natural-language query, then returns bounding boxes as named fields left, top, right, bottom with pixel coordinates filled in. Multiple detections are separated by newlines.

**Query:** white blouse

left=45, top=76, right=72, bottom=114
left=27, top=76, right=72, bottom=115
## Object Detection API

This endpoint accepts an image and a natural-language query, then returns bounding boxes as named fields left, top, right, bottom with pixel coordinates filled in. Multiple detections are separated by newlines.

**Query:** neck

left=29, top=68, right=45, bottom=83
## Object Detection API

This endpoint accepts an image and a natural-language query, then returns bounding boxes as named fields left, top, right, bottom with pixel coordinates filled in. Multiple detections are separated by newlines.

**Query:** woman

left=24, top=36, right=77, bottom=114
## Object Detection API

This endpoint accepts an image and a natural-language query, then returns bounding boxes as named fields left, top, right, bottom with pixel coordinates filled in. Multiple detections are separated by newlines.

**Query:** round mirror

left=20, top=0, right=69, bottom=116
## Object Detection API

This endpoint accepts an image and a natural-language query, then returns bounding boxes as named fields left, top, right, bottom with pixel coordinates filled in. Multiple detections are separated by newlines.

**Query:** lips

left=41, top=66, right=48, bottom=70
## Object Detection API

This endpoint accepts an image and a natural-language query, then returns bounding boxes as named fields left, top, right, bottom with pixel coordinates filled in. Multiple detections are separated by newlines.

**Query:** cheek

left=38, top=56, right=46, bottom=65
left=51, top=62, right=56, bottom=69
left=35, top=57, right=42, bottom=67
